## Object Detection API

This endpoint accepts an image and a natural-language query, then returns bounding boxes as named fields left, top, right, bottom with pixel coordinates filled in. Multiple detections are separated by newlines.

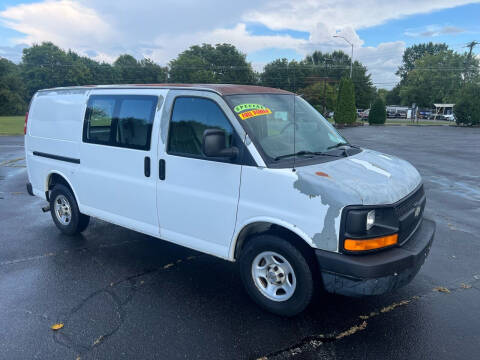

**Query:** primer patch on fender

left=349, top=158, right=391, bottom=178
left=293, top=172, right=342, bottom=251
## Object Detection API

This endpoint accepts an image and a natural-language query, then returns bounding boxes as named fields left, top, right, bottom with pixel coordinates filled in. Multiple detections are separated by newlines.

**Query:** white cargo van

left=25, top=84, right=435, bottom=316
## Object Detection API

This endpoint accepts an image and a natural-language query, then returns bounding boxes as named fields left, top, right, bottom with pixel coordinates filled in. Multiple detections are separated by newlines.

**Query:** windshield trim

left=223, top=94, right=360, bottom=169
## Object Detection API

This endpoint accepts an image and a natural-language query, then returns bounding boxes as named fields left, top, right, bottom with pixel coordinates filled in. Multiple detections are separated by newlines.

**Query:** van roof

left=39, top=84, right=293, bottom=96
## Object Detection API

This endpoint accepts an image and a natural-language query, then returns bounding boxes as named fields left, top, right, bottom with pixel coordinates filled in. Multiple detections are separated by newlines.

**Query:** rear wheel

left=50, top=184, right=90, bottom=235
left=239, top=234, right=314, bottom=316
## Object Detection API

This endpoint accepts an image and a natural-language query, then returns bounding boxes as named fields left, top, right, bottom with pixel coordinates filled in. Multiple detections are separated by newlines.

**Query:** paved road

left=1, top=126, right=479, bottom=360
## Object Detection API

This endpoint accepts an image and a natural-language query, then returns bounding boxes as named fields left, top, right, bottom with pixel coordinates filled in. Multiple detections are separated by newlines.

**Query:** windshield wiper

left=274, top=150, right=340, bottom=161
left=327, top=142, right=350, bottom=149
left=327, top=142, right=360, bottom=150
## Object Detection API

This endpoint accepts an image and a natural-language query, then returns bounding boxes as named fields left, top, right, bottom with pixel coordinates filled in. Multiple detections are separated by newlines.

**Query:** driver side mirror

left=202, top=129, right=239, bottom=160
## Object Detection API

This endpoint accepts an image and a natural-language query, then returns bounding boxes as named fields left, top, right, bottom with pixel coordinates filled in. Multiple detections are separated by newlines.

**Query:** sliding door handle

left=159, top=159, right=166, bottom=180
left=144, top=156, right=151, bottom=177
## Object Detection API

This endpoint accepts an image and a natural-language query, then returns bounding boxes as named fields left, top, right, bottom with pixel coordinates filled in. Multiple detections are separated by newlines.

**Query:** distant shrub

left=368, top=97, right=387, bottom=125
left=454, top=84, right=480, bottom=126
left=334, top=78, right=356, bottom=124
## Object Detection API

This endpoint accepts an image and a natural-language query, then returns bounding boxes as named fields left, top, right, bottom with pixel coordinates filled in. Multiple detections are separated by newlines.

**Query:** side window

left=84, top=95, right=157, bottom=150
left=85, top=97, right=115, bottom=144
left=167, top=97, right=234, bottom=158
left=116, top=97, right=156, bottom=149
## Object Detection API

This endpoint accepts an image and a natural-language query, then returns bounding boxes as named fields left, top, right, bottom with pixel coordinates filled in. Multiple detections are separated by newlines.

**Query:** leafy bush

left=0, top=58, right=26, bottom=115
left=454, top=84, right=480, bottom=126
left=334, top=78, right=356, bottom=124
left=368, top=97, right=387, bottom=125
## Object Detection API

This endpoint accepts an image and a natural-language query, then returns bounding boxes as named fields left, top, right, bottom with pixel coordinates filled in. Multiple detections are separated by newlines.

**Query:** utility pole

left=333, top=35, right=354, bottom=78
left=322, top=58, right=332, bottom=115
left=466, top=41, right=479, bottom=57
left=464, top=41, right=479, bottom=83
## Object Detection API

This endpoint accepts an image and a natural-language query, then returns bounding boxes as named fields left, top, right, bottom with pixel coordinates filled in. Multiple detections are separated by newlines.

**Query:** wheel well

left=46, top=173, right=73, bottom=201
left=234, top=222, right=315, bottom=264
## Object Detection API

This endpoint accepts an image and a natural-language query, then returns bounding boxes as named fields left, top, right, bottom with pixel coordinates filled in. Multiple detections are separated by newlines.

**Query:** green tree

left=112, top=55, right=167, bottom=84
left=368, top=97, right=387, bottom=124
left=385, top=84, right=402, bottom=105
left=300, top=81, right=336, bottom=114
left=376, top=88, right=388, bottom=102
left=454, top=83, right=480, bottom=125
left=62, top=50, right=116, bottom=85
left=169, top=43, right=255, bottom=84
left=334, top=77, right=356, bottom=124
left=0, top=58, right=27, bottom=115
left=302, top=50, right=374, bottom=108
left=138, top=58, right=168, bottom=83
left=113, top=54, right=141, bottom=83
left=21, top=42, right=93, bottom=97
left=396, top=42, right=449, bottom=81
left=400, top=50, right=477, bottom=107
left=261, top=58, right=309, bottom=92
left=351, top=61, right=375, bottom=109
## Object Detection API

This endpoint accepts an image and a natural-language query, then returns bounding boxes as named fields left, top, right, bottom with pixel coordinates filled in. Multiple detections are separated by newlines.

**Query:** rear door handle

left=159, top=159, right=166, bottom=180
left=144, top=156, right=150, bottom=177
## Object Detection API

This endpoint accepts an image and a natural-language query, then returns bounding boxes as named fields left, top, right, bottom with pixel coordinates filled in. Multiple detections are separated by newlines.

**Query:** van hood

left=295, top=149, right=421, bottom=205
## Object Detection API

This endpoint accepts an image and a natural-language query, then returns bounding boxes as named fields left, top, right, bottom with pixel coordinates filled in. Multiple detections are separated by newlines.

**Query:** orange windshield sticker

left=239, top=108, right=272, bottom=120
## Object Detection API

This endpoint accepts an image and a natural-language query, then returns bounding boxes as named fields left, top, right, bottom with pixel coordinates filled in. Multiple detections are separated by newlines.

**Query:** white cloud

left=1, top=0, right=479, bottom=88
left=149, top=23, right=308, bottom=65
left=245, top=0, right=479, bottom=31
left=405, top=25, right=465, bottom=37
left=356, top=42, right=406, bottom=87
left=1, top=0, right=116, bottom=49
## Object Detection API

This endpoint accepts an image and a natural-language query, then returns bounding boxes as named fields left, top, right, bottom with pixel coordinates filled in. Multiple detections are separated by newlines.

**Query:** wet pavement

left=1, top=126, right=479, bottom=359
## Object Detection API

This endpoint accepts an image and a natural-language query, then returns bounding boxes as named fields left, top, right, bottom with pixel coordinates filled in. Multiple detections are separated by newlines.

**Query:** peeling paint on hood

left=295, top=149, right=422, bottom=205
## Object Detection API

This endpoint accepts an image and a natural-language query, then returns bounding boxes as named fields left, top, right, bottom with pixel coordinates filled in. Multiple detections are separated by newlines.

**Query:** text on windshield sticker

left=238, top=108, right=272, bottom=120
left=234, top=103, right=267, bottom=113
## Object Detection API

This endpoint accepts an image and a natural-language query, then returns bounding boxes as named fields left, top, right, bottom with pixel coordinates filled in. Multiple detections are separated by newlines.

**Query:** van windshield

left=225, top=94, right=347, bottom=162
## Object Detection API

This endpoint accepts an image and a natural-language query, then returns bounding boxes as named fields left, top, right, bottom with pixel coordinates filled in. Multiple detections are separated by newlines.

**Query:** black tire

left=239, top=234, right=314, bottom=317
left=50, top=184, right=90, bottom=236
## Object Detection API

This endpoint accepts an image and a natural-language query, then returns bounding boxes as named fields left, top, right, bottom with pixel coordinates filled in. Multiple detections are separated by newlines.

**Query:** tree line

left=1, top=41, right=479, bottom=125
left=381, top=42, right=480, bottom=125
left=383, top=42, right=479, bottom=107
left=0, top=42, right=375, bottom=116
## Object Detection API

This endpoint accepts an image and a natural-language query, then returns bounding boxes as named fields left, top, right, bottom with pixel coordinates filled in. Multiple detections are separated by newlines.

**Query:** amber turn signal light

left=344, top=234, right=398, bottom=252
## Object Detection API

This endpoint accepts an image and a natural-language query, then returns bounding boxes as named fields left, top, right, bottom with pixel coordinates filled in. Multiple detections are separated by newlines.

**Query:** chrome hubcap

left=54, top=195, right=72, bottom=226
left=252, top=251, right=296, bottom=302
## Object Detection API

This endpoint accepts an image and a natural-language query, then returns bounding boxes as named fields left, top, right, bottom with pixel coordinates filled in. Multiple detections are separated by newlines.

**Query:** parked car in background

left=360, top=109, right=369, bottom=120
left=418, top=111, right=432, bottom=119
left=443, top=114, right=455, bottom=121
left=387, top=110, right=397, bottom=118
left=25, top=84, right=435, bottom=316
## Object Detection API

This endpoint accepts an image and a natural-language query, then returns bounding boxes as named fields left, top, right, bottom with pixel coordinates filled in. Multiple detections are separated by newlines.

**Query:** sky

left=0, top=0, right=479, bottom=89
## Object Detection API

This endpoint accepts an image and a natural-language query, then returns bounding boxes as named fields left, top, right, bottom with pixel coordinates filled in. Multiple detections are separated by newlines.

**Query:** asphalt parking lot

left=1, top=126, right=479, bottom=360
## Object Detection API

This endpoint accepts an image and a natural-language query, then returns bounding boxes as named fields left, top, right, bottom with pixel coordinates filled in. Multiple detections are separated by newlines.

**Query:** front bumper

left=315, top=218, right=435, bottom=296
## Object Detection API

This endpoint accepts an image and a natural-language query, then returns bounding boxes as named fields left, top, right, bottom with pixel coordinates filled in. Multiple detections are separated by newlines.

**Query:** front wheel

left=239, top=234, right=314, bottom=317
left=50, top=184, right=90, bottom=236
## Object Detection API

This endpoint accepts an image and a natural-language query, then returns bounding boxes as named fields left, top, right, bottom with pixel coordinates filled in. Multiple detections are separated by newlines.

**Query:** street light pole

left=333, top=35, right=353, bottom=78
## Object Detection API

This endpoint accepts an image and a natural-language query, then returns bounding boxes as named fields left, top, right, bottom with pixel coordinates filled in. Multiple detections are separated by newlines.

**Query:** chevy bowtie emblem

left=414, top=205, right=421, bottom=217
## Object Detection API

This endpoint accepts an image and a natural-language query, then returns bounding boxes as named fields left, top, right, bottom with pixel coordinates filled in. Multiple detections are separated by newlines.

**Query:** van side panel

left=76, top=89, right=168, bottom=238
left=25, top=90, right=88, bottom=198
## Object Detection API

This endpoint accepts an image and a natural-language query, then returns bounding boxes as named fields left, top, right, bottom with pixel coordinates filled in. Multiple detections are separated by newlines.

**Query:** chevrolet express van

left=25, top=84, right=435, bottom=316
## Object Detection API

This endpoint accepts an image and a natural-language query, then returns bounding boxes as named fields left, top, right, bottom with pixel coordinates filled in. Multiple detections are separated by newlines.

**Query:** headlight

left=341, top=206, right=399, bottom=253
left=366, top=210, right=375, bottom=230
